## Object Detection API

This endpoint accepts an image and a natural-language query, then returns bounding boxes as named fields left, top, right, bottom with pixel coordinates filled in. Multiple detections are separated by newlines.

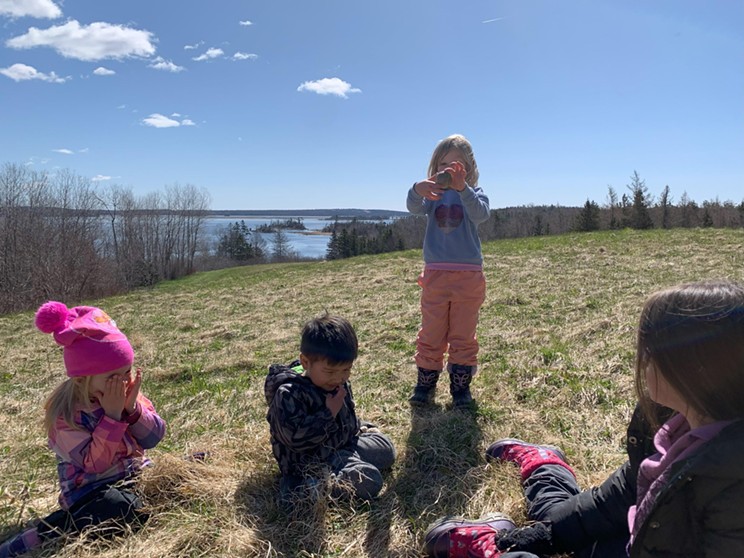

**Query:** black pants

left=37, top=483, right=146, bottom=543
left=521, top=464, right=628, bottom=558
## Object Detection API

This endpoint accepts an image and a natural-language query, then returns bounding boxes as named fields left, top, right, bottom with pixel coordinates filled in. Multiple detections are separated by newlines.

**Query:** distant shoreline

left=208, top=208, right=407, bottom=219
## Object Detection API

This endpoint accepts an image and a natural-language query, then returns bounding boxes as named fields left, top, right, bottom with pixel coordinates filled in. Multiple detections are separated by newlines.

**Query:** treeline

left=0, top=164, right=210, bottom=314
left=320, top=171, right=744, bottom=260
left=4, top=164, right=743, bottom=313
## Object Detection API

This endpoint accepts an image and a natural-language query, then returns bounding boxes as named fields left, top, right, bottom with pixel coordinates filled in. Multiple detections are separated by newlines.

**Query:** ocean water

left=204, top=216, right=334, bottom=259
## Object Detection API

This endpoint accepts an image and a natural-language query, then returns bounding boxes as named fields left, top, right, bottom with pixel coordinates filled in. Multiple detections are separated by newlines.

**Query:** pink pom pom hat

left=35, top=301, right=134, bottom=377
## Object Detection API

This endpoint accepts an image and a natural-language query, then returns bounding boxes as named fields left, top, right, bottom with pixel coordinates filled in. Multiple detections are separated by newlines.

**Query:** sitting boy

left=264, top=314, right=396, bottom=506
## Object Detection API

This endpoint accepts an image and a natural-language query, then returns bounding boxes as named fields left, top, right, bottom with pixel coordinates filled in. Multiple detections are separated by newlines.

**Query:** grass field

left=1, top=228, right=743, bottom=557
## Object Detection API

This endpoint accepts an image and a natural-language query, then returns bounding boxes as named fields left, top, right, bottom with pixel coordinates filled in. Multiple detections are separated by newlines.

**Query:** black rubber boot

left=448, top=364, right=475, bottom=407
left=409, top=367, right=440, bottom=406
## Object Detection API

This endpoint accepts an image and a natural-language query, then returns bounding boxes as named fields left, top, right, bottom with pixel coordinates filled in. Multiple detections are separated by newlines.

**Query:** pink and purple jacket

left=48, top=394, right=166, bottom=509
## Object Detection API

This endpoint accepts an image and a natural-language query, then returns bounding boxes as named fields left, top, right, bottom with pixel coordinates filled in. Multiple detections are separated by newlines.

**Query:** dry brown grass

left=1, top=228, right=743, bottom=557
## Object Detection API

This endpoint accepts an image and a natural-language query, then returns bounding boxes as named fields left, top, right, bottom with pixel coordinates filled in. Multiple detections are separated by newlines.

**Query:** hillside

left=1, top=228, right=743, bottom=557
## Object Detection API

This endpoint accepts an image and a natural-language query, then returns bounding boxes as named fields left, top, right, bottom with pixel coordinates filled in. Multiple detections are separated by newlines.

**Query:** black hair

left=300, top=314, right=358, bottom=365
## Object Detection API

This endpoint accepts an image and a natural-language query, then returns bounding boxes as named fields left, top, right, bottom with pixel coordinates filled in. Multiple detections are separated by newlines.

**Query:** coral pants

left=415, top=268, right=486, bottom=371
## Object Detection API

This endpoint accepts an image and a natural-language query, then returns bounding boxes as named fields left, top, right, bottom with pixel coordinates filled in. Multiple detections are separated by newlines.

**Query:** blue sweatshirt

left=406, top=184, right=490, bottom=266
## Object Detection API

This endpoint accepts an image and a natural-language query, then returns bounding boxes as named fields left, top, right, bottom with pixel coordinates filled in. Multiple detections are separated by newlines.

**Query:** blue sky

left=1, top=0, right=742, bottom=212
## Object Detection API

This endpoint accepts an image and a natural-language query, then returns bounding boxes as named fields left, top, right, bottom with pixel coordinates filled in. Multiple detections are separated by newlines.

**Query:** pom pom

left=35, top=301, right=70, bottom=333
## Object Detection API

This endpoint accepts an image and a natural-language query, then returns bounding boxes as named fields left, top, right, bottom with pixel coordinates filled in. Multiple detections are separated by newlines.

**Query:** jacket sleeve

left=50, top=414, right=129, bottom=475
left=269, top=384, right=338, bottom=452
left=406, top=186, right=430, bottom=215
left=459, top=185, right=491, bottom=224
left=548, top=461, right=636, bottom=551
left=126, top=394, right=166, bottom=449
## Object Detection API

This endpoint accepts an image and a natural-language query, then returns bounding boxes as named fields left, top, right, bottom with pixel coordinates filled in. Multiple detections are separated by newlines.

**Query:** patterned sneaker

left=486, top=439, right=572, bottom=480
left=423, top=513, right=515, bottom=558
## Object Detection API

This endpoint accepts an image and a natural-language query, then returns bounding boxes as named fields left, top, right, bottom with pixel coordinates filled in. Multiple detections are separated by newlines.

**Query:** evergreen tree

left=628, top=171, right=653, bottom=229
left=657, top=185, right=673, bottom=229
left=575, top=199, right=601, bottom=232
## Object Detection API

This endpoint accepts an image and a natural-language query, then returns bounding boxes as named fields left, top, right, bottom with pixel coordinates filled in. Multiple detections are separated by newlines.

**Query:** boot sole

left=485, top=438, right=567, bottom=463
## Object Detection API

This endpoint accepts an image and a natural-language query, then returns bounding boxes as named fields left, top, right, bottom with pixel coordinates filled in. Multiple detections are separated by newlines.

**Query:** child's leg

left=522, top=464, right=582, bottom=521
left=446, top=270, right=486, bottom=367
left=415, top=270, right=451, bottom=371
left=329, top=432, right=395, bottom=501
left=331, top=452, right=384, bottom=501
left=354, top=431, right=396, bottom=472
left=61, top=484, right=146, bottom=534
left=0, top=485, right=143, bottom=557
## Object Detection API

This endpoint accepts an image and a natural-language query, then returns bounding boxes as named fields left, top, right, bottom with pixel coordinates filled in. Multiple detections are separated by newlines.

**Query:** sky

left=1, top=0, right=742, bottom=212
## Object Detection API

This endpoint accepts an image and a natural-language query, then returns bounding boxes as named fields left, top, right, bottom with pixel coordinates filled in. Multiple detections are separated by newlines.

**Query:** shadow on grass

left=234, top=470, right=329, bottom=556
left=363, top=400, right=484, bottom=557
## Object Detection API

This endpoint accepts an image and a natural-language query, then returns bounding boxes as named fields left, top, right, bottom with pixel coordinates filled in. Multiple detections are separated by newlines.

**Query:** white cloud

left=481, top=17, right=504, bottom=24
left=148, top=56, right=185, bottom=73
left=233, top=52, right=257, bottom=61
left=184, top=41, right=203, bottom=50
left=142, top=113, right=195, bottom=128
left=0, top=0, right=62, bottom=19
left=6, top=20, right=156, bottom=61
left=297, top=77, right=361, bottom=99
left=0, top=62, right=66, bottom=82
left=79, top=148, right=89, bottom=153
left=91, top=174, right=112, bottom=182
left=117, top=104, right=126, bottom=109
left=52, top=148, right=73, bottom=154
left=93, top=66, right=115, bottom=76
left=192, top=47, right=223, bottom=62
left=239, top=20, right=252, bottom=26
left=143, top=113, right=179, bottom=128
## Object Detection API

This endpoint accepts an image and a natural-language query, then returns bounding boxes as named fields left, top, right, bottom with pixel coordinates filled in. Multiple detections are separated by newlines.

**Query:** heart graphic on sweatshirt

left=434, top=204, right=464, bottom=233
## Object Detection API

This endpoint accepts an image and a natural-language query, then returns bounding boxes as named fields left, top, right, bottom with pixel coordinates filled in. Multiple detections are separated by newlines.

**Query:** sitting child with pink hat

left=0, top=301, right=166, bottom=558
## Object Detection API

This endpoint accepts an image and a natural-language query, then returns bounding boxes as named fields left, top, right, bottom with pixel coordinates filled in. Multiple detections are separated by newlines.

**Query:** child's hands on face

left=99, top=375, right=128, bottom=421
left=124, top=368, right=142, bottom=414
left=325, top=384, right=347, bottom=417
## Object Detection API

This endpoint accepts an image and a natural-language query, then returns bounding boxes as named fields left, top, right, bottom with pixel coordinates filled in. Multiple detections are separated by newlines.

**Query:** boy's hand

left=124, top=368, right=142, bottom=414
left=325, top=385, right=347, bottom=417
left=414, top=178, right=445, bottom=201
left=100, top=376, right=128, bottom=421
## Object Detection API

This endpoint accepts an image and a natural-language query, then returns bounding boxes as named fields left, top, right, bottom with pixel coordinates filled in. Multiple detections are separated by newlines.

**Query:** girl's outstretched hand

left=414, top=178, right=445, bottom=201
left=124, top=368, right=142, bottom=414
left=446, top=161, right=467, bottom=192
left=100, top=376, right=128, bottom=421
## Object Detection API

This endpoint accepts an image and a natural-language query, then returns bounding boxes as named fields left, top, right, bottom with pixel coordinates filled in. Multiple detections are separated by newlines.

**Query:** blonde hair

left=428, top=134, right=480, bottom=187
left=44, top=376, right=92, bottom=435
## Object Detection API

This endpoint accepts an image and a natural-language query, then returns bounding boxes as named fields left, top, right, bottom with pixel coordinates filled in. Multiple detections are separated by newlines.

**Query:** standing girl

left=407, top=134, right=491, bottom=407
left=423, top=279, right=744, bottom=557
left=0, top=302, right=166, bottom=558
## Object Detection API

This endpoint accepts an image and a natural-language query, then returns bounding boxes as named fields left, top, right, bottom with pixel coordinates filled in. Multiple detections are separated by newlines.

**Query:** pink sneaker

left=423, top=513, right=515, bottom=558
left=486, top=439, right=573, bottom=480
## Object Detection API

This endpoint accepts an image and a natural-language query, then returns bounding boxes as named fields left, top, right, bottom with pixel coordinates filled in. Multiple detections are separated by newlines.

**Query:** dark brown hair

left=635, top=280, right=744, bottom=425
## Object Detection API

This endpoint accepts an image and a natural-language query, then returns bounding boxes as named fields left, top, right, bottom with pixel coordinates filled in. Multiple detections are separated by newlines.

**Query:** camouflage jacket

left=264, top=360, right=361, bottom=477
